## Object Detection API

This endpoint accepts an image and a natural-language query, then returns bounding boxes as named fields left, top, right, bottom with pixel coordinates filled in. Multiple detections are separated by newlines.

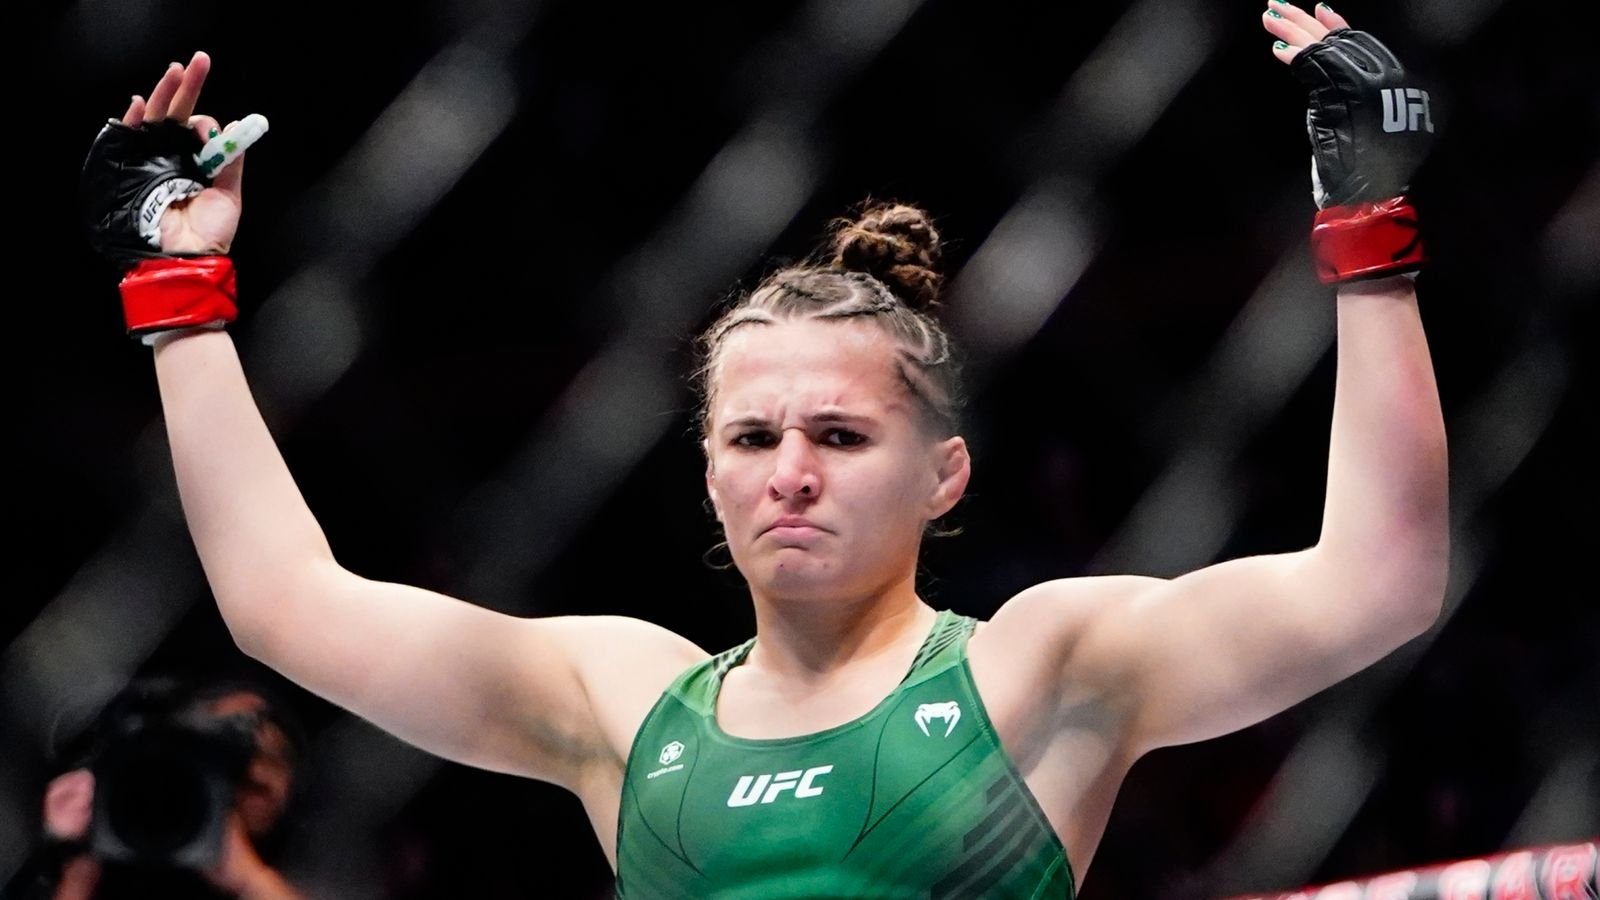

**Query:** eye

left=732, top=431, right=775, bottom=449
left=822, top=429, right=866, bottom=447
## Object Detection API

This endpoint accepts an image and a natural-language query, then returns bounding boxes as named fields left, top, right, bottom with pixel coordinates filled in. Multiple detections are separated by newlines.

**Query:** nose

left=768, top=429, right=821, bottom=501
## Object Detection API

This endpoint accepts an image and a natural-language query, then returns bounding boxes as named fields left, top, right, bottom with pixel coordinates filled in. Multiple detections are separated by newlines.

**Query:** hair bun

left=830, top=201, right=944, bottom=312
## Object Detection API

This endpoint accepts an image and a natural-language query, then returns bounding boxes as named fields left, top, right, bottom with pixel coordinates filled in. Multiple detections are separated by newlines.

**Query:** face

left=207, top=691, right=294, bottom=838
left=704, top=317, right=969, bottom=602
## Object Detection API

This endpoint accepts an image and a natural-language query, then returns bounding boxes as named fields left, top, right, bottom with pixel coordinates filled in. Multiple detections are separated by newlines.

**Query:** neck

left=745, top=573, right=935, bottom=681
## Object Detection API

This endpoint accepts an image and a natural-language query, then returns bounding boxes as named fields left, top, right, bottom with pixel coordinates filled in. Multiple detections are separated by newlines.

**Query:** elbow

left=208, top=561, right=337, bottom=663
left=1312, top=534, right=1449, bottom=640
left=1407, top=523, right=1451, bottom=633
left=226, top=620, right=271, bottom=662
left=214, top=592, right=278, bottom=661
left=1387, top=549, right=1450, bottom=641
left=1405, top=581, right=1446, bottom=639
left=1416, top=562, right=1449, bottom=633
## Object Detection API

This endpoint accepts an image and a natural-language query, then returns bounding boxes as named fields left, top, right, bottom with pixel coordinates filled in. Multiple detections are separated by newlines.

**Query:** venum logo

left=1380, top=88, right=1434, bottom=134
left=914, top=701, right=961, bottom=737
left=726, top=765, right=834, bottom=807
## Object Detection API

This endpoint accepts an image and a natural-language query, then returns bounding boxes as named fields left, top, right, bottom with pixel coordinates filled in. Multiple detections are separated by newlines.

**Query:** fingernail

left=1317, top=1, right=1333, bottom=8
left=1274, top=40, right=1289, bottom=50
left=1270, top=0, right=1288, bottom=5
left=1266, top=8, right=1283, bottom=17
left=208, top=126, right=219, bottom=138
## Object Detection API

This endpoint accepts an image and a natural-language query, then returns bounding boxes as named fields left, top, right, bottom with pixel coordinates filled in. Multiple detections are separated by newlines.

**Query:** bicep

left=1080, top=549, right=1432, bottom=752
left=238, top=561, right=630, bottom=787
left=1010, top=549, right=1434, bottom=755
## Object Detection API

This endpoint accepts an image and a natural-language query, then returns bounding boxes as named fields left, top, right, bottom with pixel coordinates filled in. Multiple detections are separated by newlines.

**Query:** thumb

left=207, top=118, right=246, bottom=197
left=188, top=113, right=222, bottom=142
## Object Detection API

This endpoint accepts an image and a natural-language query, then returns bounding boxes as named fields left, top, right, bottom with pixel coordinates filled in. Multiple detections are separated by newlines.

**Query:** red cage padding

left=1226, top=841, right=1598, bottom=900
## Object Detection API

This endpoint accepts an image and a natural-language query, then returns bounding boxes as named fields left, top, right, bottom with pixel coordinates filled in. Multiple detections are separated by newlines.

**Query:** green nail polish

left=1270, top=1, right=1288, bottom=5
left=208, top=126, right=219, bottom=138
left=1267, top=8, right=1283, bottom=17
left=1274, top=40, right=1289, bottom=49
left=1318, top=2, right=1332, bottom=8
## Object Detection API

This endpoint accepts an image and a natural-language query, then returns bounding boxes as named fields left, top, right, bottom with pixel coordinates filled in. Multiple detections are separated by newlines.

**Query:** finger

left=1314, top=2, right=1351, bottom=31
left=1267, top=0, right=1331, bottom=43
left=188, top=113, right=227, bottom=182
left=188, top=113, right=222, bottom=142
left=196, top=114, right=267, bottom=184
left=1262, top=7, right=1318, bottom=46
left=120, top=94, right=145, bottom=126
left=204, top=118, right=257, bottom=195
left=1271, top=39, right=1302, bottom=64
left=166, top=51, right=211, bottom=123
left=212, top=150, right=246, bottom=196
left=143, top=62, right=184, bottom=122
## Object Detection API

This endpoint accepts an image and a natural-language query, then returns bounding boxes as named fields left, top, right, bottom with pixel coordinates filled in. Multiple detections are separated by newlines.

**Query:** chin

left=751, top=555, right=876, bottom=603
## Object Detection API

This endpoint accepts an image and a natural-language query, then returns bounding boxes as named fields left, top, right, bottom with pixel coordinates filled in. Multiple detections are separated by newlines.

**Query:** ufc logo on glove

left=1380, top=88, right=1434, bottom=133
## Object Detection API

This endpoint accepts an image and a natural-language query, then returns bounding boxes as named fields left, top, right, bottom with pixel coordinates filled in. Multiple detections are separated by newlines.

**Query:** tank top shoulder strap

left=899, top=608, right=977, bottom=688
left=665, top=635, right=756, bottom=717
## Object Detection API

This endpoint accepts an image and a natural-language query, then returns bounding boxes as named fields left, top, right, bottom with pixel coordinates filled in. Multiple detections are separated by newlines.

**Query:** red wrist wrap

left=1310, top=197, right=1426, bottom=285
left=118, top=256, right=238, bottom=337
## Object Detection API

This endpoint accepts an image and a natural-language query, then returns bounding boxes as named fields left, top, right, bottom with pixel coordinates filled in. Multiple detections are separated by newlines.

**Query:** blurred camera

left=87, top=702, right=260, bottom=870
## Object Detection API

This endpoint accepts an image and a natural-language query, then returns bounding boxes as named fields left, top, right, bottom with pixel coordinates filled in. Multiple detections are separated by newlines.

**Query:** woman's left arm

left=987, top=8, right=1448, bottom=754
left=1318, top=274, right=1449, bottom=619
left=996, top=272, right=1447, bottom=753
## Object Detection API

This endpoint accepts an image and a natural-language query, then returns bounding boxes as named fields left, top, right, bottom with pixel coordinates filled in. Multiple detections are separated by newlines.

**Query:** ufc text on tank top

left=615, top=609, right=1075, bottom=899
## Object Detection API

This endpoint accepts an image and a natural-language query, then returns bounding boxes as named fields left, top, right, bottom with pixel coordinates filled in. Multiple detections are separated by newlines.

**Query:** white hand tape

left=194, top=113, right=269, bottom=178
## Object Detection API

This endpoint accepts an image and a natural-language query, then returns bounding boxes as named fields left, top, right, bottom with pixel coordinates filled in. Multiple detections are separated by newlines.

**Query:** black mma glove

left=80, top=117, right=254, bottom=341
left=1291, top=28, right=1434, bottom=283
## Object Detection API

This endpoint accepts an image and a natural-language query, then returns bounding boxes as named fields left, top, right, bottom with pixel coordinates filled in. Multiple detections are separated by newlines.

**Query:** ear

left=703, top=443, right=724, bottom=524
left=926, top=436, right=971, bottom=520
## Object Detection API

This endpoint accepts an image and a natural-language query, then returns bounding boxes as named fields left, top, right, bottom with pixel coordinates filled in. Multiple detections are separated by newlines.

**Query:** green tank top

left=615, top=609, right=1075, bottom=899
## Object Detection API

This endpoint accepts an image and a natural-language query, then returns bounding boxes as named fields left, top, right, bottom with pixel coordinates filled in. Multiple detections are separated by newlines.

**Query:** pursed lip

left=761, top=515, right=828, bottom=535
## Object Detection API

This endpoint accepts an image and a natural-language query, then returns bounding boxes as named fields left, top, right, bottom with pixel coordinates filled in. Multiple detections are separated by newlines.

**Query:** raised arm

left=989, top=7, right=1448, bottom=755
left=83, top=53, right=706, bottom=789
left=1031, top=272, right=1447, bottom=752
left=152, top=330, right=710, bottom=783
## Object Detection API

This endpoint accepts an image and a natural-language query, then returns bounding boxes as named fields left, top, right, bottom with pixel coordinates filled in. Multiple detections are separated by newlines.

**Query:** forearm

left=151, top=330, right=338, bottom=638
left=1316, top=276, right=1450, bottom=612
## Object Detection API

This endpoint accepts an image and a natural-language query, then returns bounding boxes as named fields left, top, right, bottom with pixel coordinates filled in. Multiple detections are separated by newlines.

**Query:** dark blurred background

left=8, top=0, right=1597, bottom=896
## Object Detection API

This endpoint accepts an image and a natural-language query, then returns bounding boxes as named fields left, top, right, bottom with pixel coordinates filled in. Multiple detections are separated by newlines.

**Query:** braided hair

left=693, top=201, right=966, bottom=439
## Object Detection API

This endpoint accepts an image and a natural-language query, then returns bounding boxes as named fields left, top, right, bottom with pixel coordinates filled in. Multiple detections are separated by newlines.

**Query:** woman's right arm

left=151, top=329, right=704, bottom=788
left=92, top=54, right=706, bottom=790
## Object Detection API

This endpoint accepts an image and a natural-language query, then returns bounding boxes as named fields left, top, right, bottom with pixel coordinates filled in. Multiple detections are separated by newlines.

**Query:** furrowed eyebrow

left=720, top=411, right=878, bottom=432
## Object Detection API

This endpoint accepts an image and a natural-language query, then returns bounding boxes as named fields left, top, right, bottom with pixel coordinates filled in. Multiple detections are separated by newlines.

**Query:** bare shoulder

left=546, top=615, right=712, bottom=763
left=969, top=575, right=1163, bottom=731
left=977, top=574, right=1163, bottom=664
